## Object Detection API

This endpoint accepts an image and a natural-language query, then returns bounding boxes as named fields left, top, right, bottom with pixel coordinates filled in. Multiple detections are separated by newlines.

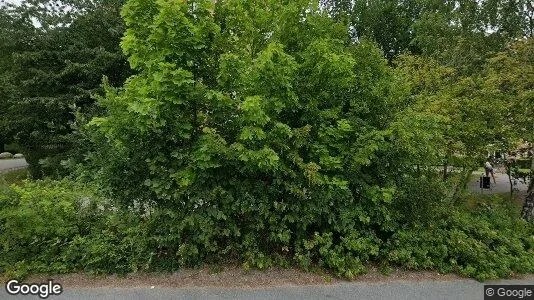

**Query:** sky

left=1, top=0, right=22, bottom=6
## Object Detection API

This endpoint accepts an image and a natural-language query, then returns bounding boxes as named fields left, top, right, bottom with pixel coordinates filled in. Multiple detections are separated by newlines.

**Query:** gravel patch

left=4, top=267, right=531, bottom=289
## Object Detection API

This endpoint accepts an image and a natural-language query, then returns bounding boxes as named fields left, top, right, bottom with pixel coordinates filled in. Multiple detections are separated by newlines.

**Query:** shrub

left=0, top=169, right=29, bottom=185
left=80, top=0, right=401, bottom=277
left=516, top=159, right=531, bottom=170
left=1, top=180, right=533, bottom=281
left=384, top=197, right=534, bottom=281
left=0, top=180, right=105, bottom=277
left=69, top=0, right=534, bottom=280
left=4, top=143, right=22, bottom=155
left=2, top=0, right=532, bottom=282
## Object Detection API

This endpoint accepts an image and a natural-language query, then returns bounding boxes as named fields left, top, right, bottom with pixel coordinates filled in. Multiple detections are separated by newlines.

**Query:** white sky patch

left=0, top=0, right=22, bottom=7
left=1, top=0, right=78, bottom=29
left=1, top=0, right=40, bottom=27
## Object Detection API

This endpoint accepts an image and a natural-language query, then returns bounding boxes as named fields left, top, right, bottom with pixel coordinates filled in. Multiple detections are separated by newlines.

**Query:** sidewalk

left=468, top=172, right=529, bottom=194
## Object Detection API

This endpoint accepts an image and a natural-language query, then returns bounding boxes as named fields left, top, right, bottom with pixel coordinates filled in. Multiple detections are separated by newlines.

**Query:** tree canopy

left=0, top=0, right=130, bottom=177
left=0, top=0, right=533, bottom=281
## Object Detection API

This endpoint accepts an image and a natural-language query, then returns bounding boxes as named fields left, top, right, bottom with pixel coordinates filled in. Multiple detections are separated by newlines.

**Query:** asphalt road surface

left=468, top=171, right=529, bottom=194
left=2, top=278, right=533, bottom=300
left=0, top=158, right=28, bottom=173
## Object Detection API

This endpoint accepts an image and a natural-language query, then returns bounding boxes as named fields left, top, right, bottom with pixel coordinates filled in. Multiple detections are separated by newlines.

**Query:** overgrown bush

left=1, top=180, right=533, bottom=280
left=77, top=0, right=407, bottom=278
left=516, top=159, right=532, bottom=170
left=0, top=169, right=29, bottom=185
left=385, top=197, right=534, bottom=281
left=0, top=181, right=100, bottom=277
left=60, top=0, right=531, bottom=280
left=2, top=0, right=532, bottom=282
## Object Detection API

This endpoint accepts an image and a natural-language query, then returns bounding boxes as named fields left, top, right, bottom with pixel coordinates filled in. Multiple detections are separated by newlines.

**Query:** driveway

left=468, top=171, right=529, bottom=194
left=0, top=158, right=28, bottom=173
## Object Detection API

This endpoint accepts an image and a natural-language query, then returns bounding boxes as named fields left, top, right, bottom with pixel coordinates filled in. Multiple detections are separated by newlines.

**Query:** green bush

left=385, top=197, right=534, bottom=281
left=2, top=0, right=533, bottom=282
left=0, top=180, right=382, bottom=278
left=64, top=0, right=532, bottom=280
left=0, top=180, right=104, bottom=277
left=516, top=159, right=531, bottom=170
left=78, top=0, right=404, bottom=278
left=1, top=180, right=533, bottom=280
left=0, top=169, right=29, bottom=185
left=4, top=143, right=22, bottom=155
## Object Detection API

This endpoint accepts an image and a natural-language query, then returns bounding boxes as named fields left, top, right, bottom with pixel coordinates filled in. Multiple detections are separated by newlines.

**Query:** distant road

left=468, top=171, right=529, bottom=194
left=0, top=158, right=28, bottom=172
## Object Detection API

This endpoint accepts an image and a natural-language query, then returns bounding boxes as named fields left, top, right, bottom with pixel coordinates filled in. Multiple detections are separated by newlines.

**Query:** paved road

left=0, top=158, right=28, bottom=173
left=468, top=171, right=529, bottom=194
left=2, top=278, right=533, bottom=300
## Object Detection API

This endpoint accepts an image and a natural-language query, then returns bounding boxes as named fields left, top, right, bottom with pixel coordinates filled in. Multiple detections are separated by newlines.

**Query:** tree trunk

left=521, top=156, right=534, bottom=221
left=24, top=149, right=44, bottom=180
left=442, top=151, right=451, bottom=181
left=452, top=167, right=474, bottom=201
left=0, top=135, right=4, bottom=152
left=521, top=181, right=534, bottom=221
left=508, top=172, right=514, bottom=199
left=505, top=161, right=514, bottom=200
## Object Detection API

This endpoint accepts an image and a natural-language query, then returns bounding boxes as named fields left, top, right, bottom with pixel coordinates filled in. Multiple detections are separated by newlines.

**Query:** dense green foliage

left=0, top=0, right=130, bottom=178
left=324, top=0, right=534, bottom=67
left=0, top=0, right=533, bottom=281
left=0, top=168, right=29, bottom=186
left=71, top=0, right=534, bottom=279
left=387, top=198, right=534, bottom=280
left=0, top=180, right=532, bottom=280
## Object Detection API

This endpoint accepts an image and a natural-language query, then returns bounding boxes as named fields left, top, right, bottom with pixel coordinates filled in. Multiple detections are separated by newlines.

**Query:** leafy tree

left=395, top=53, right=511, bottom=197
left=0, top=6, right=35, bottom=153
left=1, top=0, right=129, bottom=177
left=321, top=0, right=424, bottom=61
left=84, top=0, right=460, bottom=276
left=322, top=0, right=532, bottom=71
left=481, top=0, right=534, bottom=38
left=482, top=38, right=534, bottom=220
